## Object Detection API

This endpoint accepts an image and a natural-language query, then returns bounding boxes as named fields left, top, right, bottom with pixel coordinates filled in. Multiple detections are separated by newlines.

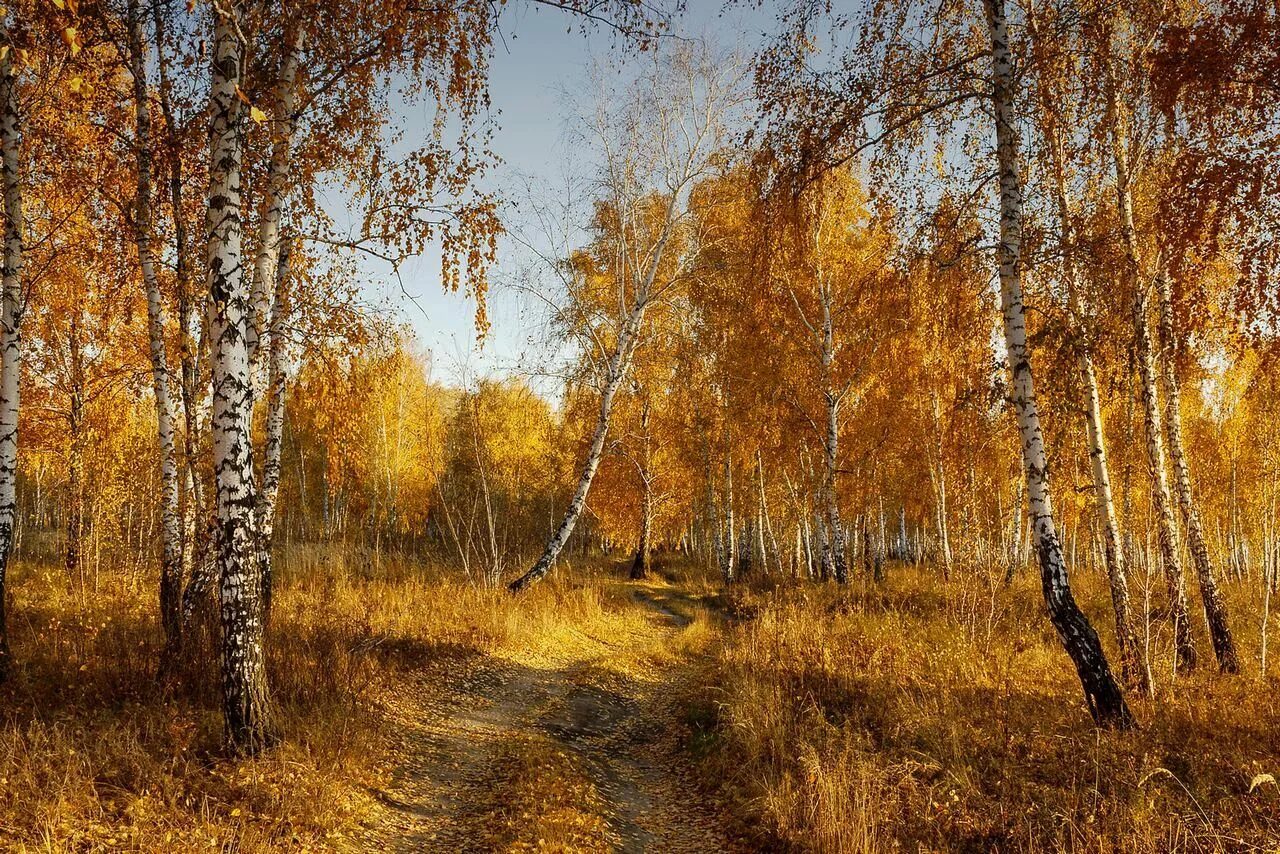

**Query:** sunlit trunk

left=0, top=44, right=24, bottom=680
left=65, top=342, right=84, bottom=587
left=246, top=23, right=304, bottom=392
left=1156, top=269, right=1238, bottom=672
left=509, top=304, right=646, bottom=592
left=986, top=0, right=1131, bottom=726
left=630, top=399, right=652, bottom=580
left=1103, top=41, right=1197, bottom=672
left=128, top=0, right=184, bottom=665
left=257, top=237, right=293, bottom=617
left=206, top=5, right=276, bottom=753
left=1028, top=15, right=1150, bottom=694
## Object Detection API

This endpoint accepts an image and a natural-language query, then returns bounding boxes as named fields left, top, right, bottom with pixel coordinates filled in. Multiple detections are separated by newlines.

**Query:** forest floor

left=5, top=549, right=1280, bottom=852
left=355, top=578, right=748, bottom=853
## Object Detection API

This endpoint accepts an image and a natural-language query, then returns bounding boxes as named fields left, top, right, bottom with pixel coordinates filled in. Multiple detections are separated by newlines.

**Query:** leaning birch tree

left=984, top=0, right=1132, bottom=726
left=509, top=44, right=742, bottom=592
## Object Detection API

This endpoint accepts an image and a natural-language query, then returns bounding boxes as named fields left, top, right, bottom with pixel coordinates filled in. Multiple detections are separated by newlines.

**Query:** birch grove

left=0, top=0, right=1274, bottom=788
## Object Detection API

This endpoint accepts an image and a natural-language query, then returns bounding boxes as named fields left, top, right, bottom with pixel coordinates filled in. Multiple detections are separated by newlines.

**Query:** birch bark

left=1156, top=269, right=1238, bottom=672
left=986, top=0, right=1131, bottom=726
left=630, top=399, right=652, bottom=580
left=257, top=236, right=292, bottom=616
left=206, top=4, right=276, bottom=752
left=1029, top=15, right=1149, bottom=694
left=128, top=0, right=184, bottom=664
left=0, top=43, right=24, bottom=680
left=246, top=23, right=304, bottom=391
left=1103, top=37, right=1197, bottom=672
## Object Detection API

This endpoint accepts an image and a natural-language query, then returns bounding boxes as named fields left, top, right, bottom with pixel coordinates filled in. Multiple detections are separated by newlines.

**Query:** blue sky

left=363, top=2, right=783, bottom=388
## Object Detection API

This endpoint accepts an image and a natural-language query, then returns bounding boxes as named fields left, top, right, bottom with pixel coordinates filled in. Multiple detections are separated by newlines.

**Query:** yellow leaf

left=230, top=807, right=242, bottom=817
left=68, top=76, right=84, bottom=94
left=250, top=106, right=267, bottom=125
left=52, top=0, right=65, bottom=8
left=1250, top=773, right=1276, bottom=793
left=62, top=26, right=80, bottom=56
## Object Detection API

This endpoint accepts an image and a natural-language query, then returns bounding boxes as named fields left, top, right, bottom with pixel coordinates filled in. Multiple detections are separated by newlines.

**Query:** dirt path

left=356, top=583, right=742, bottom=853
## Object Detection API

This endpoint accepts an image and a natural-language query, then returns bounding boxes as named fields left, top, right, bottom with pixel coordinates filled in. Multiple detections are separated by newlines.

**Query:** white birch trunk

left=986, top=0, right=1130, bottom=726
left=257, top=235, right=292, bottom=616
left=1103, top=42, right=1198, bottom=672
left=246, top=24, right=304, bottom=392
left=128, top=0, right=184, bottom=665
left=1156, top=269, right=1238, bottom=672
left=206, top=6, right=276, bottom=752
left=0, top=43, right=23, bottom=679
left=509, top=303, right=647, bottom=592
left=1028, top=23, right=1150, bottom=693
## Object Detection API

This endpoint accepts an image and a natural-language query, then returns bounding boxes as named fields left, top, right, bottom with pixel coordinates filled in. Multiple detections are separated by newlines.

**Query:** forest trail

left=356, top=580, right=743, bottom=853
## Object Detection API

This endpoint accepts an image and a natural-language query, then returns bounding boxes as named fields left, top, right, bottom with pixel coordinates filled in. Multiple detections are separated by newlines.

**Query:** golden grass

left=692, top=563, right=1280, bottom=852
left=6, top=546, right=1279, bottom=852
left=0, top=545, right=631, bottom=851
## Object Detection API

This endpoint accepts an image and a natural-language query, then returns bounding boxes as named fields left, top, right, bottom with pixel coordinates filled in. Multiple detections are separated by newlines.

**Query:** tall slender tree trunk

left=246, top=23, right=304, bottom=390
left=986, top=0, right=1131, bottom=726
left=206, top=5, right=276, bottom=753
left=1028, top=16, right=1150, bottom=694
left=1103, top=32, right=1197, bottom=673
left=1082, top=354, right=1151, bottom=693
left=257, top=235, right=292, bottom=617
left=0, top=44, right=24, bottom=681
left=757, top=450, right=778, bottom=575
left=721, top=436, right=737, bottom=584
left=128, top=0, right=184, bottom=666
left=1156, top=269, right=1238, bottom=672
left=509, top=305, right=645, bottom=593
left=65, top=356, right=84, bottom=587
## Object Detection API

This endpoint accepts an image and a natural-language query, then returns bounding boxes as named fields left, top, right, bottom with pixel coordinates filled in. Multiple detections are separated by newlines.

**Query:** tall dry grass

left=0, top=545, right=629, bottom=851
left=694, top=564, right=1280, bottom=852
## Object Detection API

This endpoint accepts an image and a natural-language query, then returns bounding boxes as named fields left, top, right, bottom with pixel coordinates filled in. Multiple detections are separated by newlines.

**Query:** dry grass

left=0, top=545, right=630, bottom=851
left=692, top=562, right=1280, bottom=852
left=7, top=545, right=1279, bottom=852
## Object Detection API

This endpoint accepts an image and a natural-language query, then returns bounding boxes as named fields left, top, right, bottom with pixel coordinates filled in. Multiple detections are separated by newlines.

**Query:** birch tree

left=205, top=0, right=276, bottom=753
left=509, top=45, right=742, bottom=593
left=125, top=0, right=184, bottom=666
left=1028, top=8, right=1149, bottom=694
left=0, top=29, right=24, bottom=681
left=1101, top=20, right=1198, bottom=672
left=1156, top=266, right=1238, bottom=672
left=985, top=0, right=1131, bottom=726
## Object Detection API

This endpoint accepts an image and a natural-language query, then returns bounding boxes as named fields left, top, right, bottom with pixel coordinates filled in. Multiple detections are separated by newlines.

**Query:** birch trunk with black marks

left=822, top=381, right=847, bottom=583
left=509, top=304, right=646, bottom=592
left=0, top=44, right=23, bottom=680
left=1157, top=269, right=1238, bottom=672
left=257, top=236, right=292, bottom=617
left=206, top=6, right=277, bottom=753
left=246, top=23, right=303, bottom=392
left=720, top=440, right=736, bottom=584
left=1030, top=23, right=1149, bottom=693
left=1082, top=354, right=1150, bottom=692
left=128, top=0, right=184, bottom=664
left=1103, top=40, right=1197, bottom=672
left=986, top=0, right=1131, bottom=726
left=65, top=317, right=85, bottom=585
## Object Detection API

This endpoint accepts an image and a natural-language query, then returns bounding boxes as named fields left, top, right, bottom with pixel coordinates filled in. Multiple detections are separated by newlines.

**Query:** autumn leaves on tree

left=0, top=0, right=1276, bottom=760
